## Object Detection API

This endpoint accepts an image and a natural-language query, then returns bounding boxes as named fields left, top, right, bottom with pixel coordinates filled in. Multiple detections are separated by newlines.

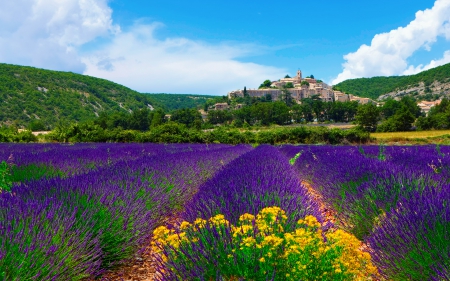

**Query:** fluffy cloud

left=82, top=23, right=286, bottom=95
left=0, top=0, right=118, bottom=72
left=0, top=0, right=285, bottom=95
left=332, top=0, right=450, bottom=84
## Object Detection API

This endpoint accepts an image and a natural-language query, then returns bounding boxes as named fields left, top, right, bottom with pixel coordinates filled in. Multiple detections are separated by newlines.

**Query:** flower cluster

left=153, top=207, right=378, bottom=280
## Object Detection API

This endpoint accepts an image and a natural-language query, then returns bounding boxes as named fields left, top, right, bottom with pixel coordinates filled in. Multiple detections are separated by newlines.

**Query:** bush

left=153, top=207, right=378, bottom=280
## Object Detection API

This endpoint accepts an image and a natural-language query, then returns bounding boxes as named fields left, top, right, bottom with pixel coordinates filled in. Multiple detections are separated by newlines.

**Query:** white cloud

left=403, top=50, right=450, bottom=74
left=0, top=0, right=118, bottom=72
left=82, top=23, right=286, bottom=95
left=0, top=0, right=285, bottom=95
left=332, top=0, right=450, bottom=84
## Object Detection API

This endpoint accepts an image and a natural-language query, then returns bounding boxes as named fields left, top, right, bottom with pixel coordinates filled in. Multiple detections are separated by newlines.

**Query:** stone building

left=228, top=70, right=335, bottom=103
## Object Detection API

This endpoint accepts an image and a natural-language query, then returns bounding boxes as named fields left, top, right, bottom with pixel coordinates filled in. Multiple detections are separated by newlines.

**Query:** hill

left=333, top=63, right=450, bottom=100
left=0, top=63, right=164, bottom=128
left=145, top=93, right=218, bottom=112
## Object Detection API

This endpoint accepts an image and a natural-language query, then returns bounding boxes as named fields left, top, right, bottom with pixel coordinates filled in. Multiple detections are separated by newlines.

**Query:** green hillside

left=334, top=63, right=450, bottom=100
left=146, top=93, right=218, bottom=112
left=0, top=63, right=164, bottom=128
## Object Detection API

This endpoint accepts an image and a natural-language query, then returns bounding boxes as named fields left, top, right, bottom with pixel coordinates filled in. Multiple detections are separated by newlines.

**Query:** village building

left=417, top=100, right=441, bottom=115
left=214, top=103, right=229, bottom=110
left=227, top=70, right=365, bottom=104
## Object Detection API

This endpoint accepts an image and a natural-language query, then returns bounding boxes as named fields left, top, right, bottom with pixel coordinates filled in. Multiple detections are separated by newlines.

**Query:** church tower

left=296, top=70, right=302, bottom=82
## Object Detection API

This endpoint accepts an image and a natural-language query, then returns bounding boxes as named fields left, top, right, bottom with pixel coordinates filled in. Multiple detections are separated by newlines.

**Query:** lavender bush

left=183, top=145, right=322, bottom=230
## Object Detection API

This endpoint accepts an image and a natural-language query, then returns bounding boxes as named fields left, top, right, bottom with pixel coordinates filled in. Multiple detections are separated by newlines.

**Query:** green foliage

left=145, top=93, right=216, bottom=112
left=377, top=105, right=416, bottom=132
left=170, top=108, right=202, bottom=129
left=10, top=164, right=65, bottom=183
left=355, top=103, right=380, bottom=132
left=301, top=81, right=310, bottom=86
left=0, top=160, right=13, bottom=192
left=207, top=110, right=233, bottom=125
left=334, top=62, right=450, bottom=100
left=0, top=63, right=160, bottom=128
left=416, top=98, right=450, bottom=130
left=284, top=82, right=294, bottom=88
left=0, top=126, right=37, bottom=143
left=259, top=79, right=272, bottom=89
left=44, top=122, right=370, bottom=145
left=289, top=151, right=302, bottom=165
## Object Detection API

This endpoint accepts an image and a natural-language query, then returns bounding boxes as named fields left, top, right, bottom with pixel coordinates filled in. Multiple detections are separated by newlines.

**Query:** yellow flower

left=193, top=218, right=207, bottom=228
left=259, top=257, right=265, bottom=263
left=239, top=213, right=255, bottom=223
left=240, top=236, right=256, bottom=248
left=179, top=221, right=190, bottom=230
left=208, top=214, right=230, bottom=227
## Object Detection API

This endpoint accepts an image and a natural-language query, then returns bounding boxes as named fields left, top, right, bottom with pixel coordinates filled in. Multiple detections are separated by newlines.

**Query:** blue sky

left=1, top=0, right=450, bottom=95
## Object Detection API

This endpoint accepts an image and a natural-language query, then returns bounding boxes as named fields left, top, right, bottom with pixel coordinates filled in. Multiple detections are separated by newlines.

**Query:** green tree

left=381, top=98, right=401, bottom=119
left=285, top=82, right=294, bottom=88
left=355, top=103, right=380, bottom=132
left=170, top=108, right=202, bottom=128
left=400, top=96, right=422, bottom=118
left=281, top=86, right=294, bottom=106
left=128, top=108, right=151, bottom=131
left=259, top=80, right=272, bottom=89
left=377, top=105, right=416, bottom=132
left=207, top=110, right=233, bottom=125
left=150, top=109, right=166, bottom=128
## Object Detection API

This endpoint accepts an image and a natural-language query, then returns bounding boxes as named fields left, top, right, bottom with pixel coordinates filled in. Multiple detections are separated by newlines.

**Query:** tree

left=355, top=103, right=380, bottom=132
left=280, top=86, right=294, bottom=106
left=399, top=96, right=422, bottom=118
left=284, top=74, right=291, bottom=78
left=128, top=108, right=151, bottom=131
left=150, top=109, right=166, bottom=128
left=243, top=86, right=248, bottom=97
left=301, top=81, right=310, bottom=86
left=259, top=80, right=272, bottom=89
left=207, top=110, right=233, bottom=125
left=377, top=105, right=415, bottom=132
left=285, top=82, right=294, bottom=88
left=170, top=108, right=202, bottom=128
left=381, top=98, right=401, bottom=119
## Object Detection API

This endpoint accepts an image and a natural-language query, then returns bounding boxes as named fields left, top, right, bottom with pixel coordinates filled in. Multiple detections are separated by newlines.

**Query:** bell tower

left=297, top=69, right=302, bottom=82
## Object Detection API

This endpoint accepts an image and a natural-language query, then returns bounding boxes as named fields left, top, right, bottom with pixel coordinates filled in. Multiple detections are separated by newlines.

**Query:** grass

left=371, top=130, right=450, bottom=139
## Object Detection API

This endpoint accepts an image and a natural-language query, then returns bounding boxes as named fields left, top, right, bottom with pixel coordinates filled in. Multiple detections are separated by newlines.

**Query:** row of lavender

left=154, top=145, right=323, bottom=279
left=280, top=145, right=450, bottom=280
left=0, top=144, right=252, bottom=280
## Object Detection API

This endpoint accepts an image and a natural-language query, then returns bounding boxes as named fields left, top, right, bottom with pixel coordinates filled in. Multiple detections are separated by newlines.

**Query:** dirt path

left=301, top=180, right=338, bottom=229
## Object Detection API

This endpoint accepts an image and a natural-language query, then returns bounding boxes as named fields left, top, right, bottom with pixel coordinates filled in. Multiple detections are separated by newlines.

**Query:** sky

left=1, top=0, right=450, bottom=95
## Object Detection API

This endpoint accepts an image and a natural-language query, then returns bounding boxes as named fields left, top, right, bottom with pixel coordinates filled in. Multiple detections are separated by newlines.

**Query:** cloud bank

left=0, top=0, right=118, bottom=72
left=332, top=0, right=450, bottom=84
left=82, top=23, right=285, bottom=94
left=0, top=0, right=285, bottom=95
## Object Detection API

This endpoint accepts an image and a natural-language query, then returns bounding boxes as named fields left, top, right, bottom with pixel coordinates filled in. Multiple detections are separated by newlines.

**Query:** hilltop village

left=227, top=70, right=372, bottom=104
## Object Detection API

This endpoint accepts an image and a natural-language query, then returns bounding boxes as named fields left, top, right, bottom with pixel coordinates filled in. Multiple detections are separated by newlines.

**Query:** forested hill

left=0, top=63, right=165, bottom=128
left=333, top=63, right=450, bottom=100
left=145, top=93, right=218, bottom=112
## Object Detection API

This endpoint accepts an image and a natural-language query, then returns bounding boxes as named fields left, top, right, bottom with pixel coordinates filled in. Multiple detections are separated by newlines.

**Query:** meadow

left=371, top=130, right=450, bottom=140
left=1, top=143, right=449, bottom=280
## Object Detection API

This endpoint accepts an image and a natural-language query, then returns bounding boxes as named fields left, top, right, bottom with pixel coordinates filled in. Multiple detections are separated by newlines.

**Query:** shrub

left=153, top=207, right=378, bottom=280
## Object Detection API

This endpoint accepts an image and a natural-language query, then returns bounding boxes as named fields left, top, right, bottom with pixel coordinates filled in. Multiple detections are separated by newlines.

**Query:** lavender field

left=1, top=143, right=449, bottom=280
